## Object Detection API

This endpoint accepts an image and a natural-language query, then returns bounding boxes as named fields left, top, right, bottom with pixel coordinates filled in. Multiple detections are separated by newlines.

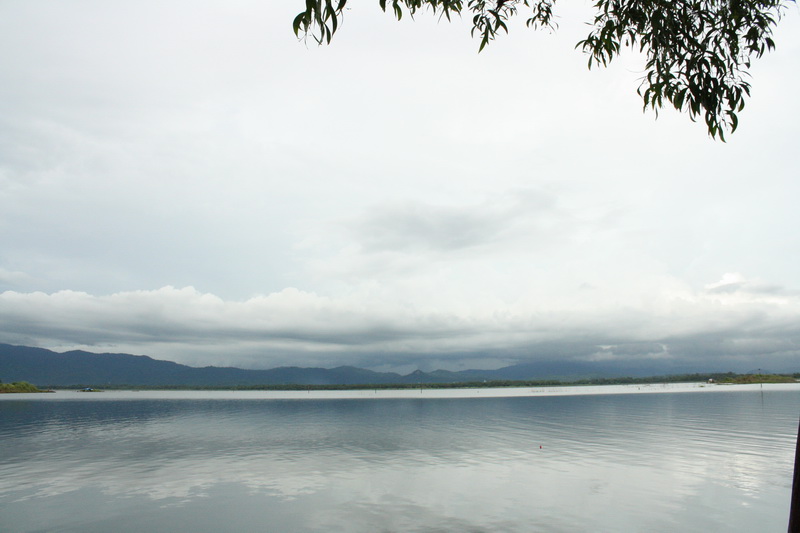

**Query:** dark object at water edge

left=789, top=417, right=799, bottom=533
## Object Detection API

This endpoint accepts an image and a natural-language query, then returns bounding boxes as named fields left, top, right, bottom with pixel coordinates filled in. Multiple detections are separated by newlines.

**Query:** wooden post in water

left=790, top=416, right=800, bottom=533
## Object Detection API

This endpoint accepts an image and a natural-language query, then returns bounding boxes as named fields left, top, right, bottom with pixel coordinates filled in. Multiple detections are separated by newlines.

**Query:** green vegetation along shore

left=720, top=373, right=797, bottom=384
left=43, top=372, right=799, bottom=392
left=0, top=381, right=52, bottom=393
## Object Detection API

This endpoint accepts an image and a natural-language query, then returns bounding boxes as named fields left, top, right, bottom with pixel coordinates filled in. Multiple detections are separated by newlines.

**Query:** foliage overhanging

left=294, top=0, right=794, bottom=139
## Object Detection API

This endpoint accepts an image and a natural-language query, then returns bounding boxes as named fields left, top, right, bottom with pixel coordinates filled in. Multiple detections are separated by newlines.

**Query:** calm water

left=1, top=386, right=798, bottom=532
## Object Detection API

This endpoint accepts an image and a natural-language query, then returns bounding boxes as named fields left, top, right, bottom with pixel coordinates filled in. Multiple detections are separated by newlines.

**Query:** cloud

left=705, top=272, right=793, bottom=296
left=1, top=276, right=798, bottom=371
left=350, top=189, right=559, bottom=254
left=705, top=272, right=748, bottom=293
left=0, top=3, right=798, bottom=374
left=0, top=267, right=30, bottom=287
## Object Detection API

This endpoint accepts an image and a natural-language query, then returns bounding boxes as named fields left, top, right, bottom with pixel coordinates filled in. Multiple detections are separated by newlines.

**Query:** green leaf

left=292, top=13, right=307, bottom=36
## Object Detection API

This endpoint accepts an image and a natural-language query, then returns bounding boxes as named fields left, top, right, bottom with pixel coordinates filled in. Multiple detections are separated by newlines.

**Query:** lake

left=1, top=384, right=798, bottom=532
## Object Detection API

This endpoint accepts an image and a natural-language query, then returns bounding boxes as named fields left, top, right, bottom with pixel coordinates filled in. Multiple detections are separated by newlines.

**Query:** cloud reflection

left=1, top=390, right=795, bottom=533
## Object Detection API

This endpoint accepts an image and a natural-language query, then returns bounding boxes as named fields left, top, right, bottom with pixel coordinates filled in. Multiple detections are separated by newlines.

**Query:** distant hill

left=0, top=343, right=716, bottom=387
left=0, top=344, right=403, bottom=386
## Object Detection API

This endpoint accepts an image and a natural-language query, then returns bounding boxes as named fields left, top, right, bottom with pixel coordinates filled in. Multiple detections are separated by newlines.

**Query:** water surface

left=1, top=385, right=797, bottom=532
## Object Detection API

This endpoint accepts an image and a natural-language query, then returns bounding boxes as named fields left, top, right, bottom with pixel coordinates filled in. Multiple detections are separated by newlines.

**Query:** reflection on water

left=1, top=387, right=798, bottom=532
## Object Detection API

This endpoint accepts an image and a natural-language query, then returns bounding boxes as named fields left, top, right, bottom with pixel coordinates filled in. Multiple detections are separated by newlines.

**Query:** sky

left=0, top=1, right=798, bottom=373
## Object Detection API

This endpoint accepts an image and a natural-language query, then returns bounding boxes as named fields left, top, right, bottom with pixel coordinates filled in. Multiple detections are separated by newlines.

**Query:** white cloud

left=1, top=276, right=797, bottom=371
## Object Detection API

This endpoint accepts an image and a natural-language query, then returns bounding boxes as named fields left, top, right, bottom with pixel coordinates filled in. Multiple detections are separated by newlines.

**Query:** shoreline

left=2, top=382, right=798, bottom=401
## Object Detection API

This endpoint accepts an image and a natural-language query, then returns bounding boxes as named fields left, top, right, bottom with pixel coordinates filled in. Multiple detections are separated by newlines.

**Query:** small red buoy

left=540, top=445, right=542, bottom=449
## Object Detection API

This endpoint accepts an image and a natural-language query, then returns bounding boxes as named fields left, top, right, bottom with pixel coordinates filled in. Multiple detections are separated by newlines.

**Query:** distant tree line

left=40, top=372, right=800, bottom=391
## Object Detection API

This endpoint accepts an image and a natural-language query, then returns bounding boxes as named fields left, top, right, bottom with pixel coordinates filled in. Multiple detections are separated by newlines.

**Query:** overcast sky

left=1, top=1, right=798, bottom=373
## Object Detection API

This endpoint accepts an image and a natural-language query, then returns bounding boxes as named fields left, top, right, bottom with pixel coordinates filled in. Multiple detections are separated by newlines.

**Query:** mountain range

left=0, top=343, right=722, bottom=387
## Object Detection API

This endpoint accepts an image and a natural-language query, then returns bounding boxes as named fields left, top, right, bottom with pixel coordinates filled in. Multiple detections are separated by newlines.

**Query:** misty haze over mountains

left=0, top=344, right=761, bottom=387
